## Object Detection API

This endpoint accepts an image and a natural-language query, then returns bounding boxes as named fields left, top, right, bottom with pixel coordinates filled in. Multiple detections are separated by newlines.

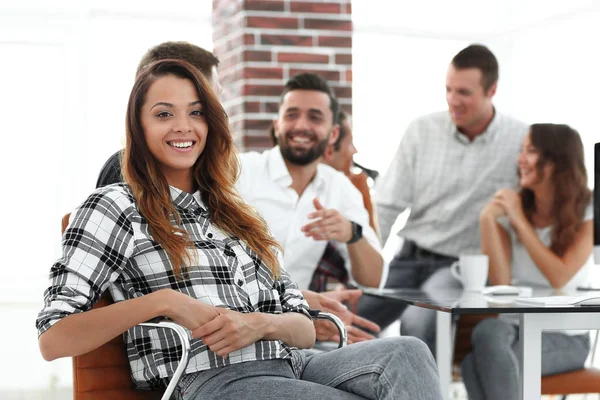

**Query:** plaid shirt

left=36, top=184, right=311, bottom=390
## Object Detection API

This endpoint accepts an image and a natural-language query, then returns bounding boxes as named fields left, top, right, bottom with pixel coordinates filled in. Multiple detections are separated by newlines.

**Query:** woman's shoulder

left=78, top=183, right=136, bottom=213
left=93, top=182, right=134, bottom=200
left=66, top=184, right=139, bottom=236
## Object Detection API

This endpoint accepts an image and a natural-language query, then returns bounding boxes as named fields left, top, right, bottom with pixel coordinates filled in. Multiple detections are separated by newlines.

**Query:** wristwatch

left=347, top=221, right=363, bottom=244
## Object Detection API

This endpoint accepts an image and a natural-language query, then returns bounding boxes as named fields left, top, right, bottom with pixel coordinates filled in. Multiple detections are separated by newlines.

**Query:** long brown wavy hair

left=520, top=123, right=591, bottom=256
left=122, top=59, right=282, bottom=278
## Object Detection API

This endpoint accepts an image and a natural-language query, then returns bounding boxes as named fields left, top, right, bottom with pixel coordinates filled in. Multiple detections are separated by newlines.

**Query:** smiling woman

left=469, top=124, right=594, bottom=400
left=140, top=74, right=209, bottom=193
left=36, top=59, right=443, bottom=400
left=122, top=59, right=282, bottom=278
left=37, top=57, right=304, bottom=386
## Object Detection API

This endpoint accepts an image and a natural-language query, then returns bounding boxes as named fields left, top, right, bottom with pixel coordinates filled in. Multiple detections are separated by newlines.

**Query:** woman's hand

left=492, top=189, right=526, bottom=224
left=480, top=200, right=506, bottom=220
left=160, top=289, right=220, bottom=331
left=191, top=309, right=265, bottom=358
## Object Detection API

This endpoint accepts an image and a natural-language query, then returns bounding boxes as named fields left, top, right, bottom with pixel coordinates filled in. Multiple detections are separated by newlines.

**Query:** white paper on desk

left=514, top=294, right=600, bottom=307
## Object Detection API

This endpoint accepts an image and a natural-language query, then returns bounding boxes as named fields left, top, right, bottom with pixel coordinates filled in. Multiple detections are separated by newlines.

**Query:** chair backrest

left=63, top=213, right=163, bottom=400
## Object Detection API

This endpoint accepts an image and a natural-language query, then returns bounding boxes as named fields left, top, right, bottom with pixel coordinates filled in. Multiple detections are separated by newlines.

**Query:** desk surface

left=361, top=287, right=600, bottom=314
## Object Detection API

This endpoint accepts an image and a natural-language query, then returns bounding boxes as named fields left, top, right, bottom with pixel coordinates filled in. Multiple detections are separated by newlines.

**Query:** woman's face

left=517, top=133, right=552, bottom=189
left=141, top=74, right=208, bottom=185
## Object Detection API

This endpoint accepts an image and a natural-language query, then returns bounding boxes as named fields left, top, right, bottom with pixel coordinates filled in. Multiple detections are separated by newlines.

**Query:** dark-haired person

left=323, top=111, right=380, bottom=240
left=357, top=44, right=529, bottom=355
left=37, top=59, right=442, bottom=400
left=236, top=73, right=385, bottom=344
left=95, top=41, right=221, bottom=188
left=462, top=124, right=593, bottom=400
left=310, top=111, right=381, bottom=293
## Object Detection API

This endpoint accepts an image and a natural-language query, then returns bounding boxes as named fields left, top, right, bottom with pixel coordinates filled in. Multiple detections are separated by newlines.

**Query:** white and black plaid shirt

left=36, top=184, right=311, bottom=390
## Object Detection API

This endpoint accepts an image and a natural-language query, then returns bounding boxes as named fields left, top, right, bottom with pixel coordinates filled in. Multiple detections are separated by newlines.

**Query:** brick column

left=212, top=0, right=352, bottom=151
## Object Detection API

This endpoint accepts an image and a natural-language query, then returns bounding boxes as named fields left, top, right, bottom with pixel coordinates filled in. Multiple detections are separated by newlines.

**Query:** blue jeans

left=175, top=337, right=443, bottom=400
left=461, top=318, right=590, bottom=400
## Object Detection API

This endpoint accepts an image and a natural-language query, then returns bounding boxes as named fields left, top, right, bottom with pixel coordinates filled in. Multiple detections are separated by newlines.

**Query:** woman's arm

left=39, top=292, right=164, bottom=361
left=494, top=188, right=594, bottom=289
left=512, top=219, right=593, bottom=288
left=193, top=262, right=317, bottom=357
left=192, top=310, right=315, bottom=358
left=260, top=311, right=316, bottom=347
left=480, top=203, right=512, bottom=285
left=39, top=289, right=219, bottom=361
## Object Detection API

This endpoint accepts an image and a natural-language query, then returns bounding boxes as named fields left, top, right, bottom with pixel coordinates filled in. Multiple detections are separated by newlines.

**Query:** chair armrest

left=139, top=321, right=191, bottom=400
left=138, top=312, right=345, bottom=399
left=310, top=310, right=348, bottom=348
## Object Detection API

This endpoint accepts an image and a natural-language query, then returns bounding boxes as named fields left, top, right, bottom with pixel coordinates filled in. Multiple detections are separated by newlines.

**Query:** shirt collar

left=267, top=146, right=326, bottom=190
left=169, top=186, right=208, bottom=217
left=452, top=107, right=500, bottom=144
left=267, top=146, right=292, bottom=186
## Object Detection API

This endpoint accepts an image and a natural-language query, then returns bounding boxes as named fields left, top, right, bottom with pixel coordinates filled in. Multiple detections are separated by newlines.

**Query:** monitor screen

left=594, top=143, right=599, bottom=264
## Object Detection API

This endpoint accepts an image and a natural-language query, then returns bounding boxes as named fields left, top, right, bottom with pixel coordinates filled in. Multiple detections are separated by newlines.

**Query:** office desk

left=362, top=287, right=600, bottom=400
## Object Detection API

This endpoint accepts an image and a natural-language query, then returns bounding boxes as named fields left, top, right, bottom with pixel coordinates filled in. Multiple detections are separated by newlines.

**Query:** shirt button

left=207, top=233, right=213, bottom=238
left=237, top=279, right=243, bottom=287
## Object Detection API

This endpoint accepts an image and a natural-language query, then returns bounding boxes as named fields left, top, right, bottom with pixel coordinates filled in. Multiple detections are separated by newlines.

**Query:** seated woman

left=462, top=123, right=593, bottom=400
left=36, top=59, right=441, bottom=400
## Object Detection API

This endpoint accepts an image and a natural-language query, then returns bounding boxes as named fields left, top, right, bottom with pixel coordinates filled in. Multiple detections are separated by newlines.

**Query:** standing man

left=358, top=44, right=528, bottom=355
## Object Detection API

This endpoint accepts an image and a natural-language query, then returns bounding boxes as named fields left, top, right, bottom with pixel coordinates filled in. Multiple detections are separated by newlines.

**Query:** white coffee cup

left=450, top=254, right=489, bottom=291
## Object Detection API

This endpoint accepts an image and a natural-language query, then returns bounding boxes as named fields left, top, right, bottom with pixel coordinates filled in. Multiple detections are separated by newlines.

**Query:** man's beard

left=279, top=130, right=329, bottom=166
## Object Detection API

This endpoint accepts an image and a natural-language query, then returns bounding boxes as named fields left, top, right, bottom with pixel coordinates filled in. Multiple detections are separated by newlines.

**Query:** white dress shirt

left=377, top=110, right=528, bottom=256
left=236, top=146, right=382, bottom=290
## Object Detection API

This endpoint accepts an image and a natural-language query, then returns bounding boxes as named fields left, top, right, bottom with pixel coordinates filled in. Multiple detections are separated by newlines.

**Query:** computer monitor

left=594, top=143, right=599, bottom=264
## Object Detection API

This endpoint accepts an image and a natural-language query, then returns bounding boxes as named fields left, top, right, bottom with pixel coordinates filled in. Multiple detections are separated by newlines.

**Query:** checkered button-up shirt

left=36, top=184, right=311, bottom=390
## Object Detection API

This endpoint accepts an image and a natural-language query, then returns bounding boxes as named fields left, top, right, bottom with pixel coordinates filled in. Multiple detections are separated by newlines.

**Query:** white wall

left=0, top=0, right=211, bottom=393
left=352, top=0, right=599, bottom=188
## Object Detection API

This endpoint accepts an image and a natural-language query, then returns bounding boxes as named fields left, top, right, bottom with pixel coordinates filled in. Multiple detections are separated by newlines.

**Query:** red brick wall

left=212, top=0, right=352, bottom=151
